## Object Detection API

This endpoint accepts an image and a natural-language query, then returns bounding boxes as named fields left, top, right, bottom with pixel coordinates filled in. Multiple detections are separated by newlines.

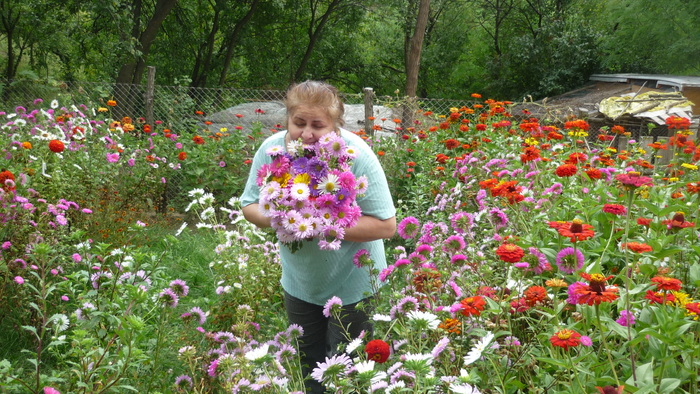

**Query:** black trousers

left=284, top=291, right=374, bottom=393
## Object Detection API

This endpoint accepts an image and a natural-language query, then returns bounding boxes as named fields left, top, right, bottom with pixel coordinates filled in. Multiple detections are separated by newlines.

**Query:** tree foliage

left=0, top=0, right=698, bottom=101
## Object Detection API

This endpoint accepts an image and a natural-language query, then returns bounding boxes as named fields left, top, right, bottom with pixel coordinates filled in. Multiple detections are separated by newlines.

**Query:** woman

left=240, top=80, right=396, bottom=392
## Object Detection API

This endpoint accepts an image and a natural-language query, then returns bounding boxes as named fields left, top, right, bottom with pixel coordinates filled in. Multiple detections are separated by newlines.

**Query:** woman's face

left=287, top=105, right=336, bottom=144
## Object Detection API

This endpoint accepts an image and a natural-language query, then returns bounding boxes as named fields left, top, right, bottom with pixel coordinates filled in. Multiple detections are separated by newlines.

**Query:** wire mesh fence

left=0, top=78, right=477, bottom=137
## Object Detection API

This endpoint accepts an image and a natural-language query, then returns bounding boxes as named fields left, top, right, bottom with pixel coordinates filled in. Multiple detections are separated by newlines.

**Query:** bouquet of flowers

left=255, top=133, right=368, bottom=252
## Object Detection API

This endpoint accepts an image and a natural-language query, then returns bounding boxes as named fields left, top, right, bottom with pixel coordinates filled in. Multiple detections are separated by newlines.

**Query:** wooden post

left=363, top=87, right=374, bottom=138
left=145, top=66, right=156, bottom=128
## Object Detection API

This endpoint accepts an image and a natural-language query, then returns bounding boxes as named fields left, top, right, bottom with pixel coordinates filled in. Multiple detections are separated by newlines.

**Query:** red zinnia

left=686, top=302, right=700, bottom=316
left=549, top=219, right=595, bottom=242
left=585, top=168, right=602, bottom=180
left=0, top=169, right=16, bottom=192
left=637, top=217, right=652, bottom=226
left=364, top=339, right=390, bottom=363
left=550, top=329, right=581, bottom=350
left=651, top=276, right=682, bottom=291
left=192, top=135, right=205, bottom=145
left=574, top=273, right=619, bottom=305
left=602, top=204, right=627, bottom=216
left=520, top=146, right=541, bottom=163
left=48, top=139, right=65, bottom=153
left=459, top=296, right=486, bottom=317
left=644, top=290, right=675, bottom=304
left=444, top=139, right=460, bottom=149
left=665, top=116, right=691, bottom=129
left=620, top=242, right=653, bottom=253
left=496, top=243, right=524, bottom=263
left=178, top=152, right=187, bottom=160
left=555, top=163, right=578, bottom=177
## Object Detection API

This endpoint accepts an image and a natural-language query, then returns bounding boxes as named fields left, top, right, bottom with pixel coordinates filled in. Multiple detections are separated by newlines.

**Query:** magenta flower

left=556, top=247, right=584, bottom=274
left=14, top=276, right=24, bottom=285
left=616, top=310, right=636, bottom=327
left=397, top=216, right=420, bottom=239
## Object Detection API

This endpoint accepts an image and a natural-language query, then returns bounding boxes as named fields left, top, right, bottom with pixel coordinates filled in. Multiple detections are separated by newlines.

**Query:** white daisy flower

left=463, top=332, right=494, bottom=365
left=188, top=188, right=206, bottom=198
left=289, top=183, right=310, bottom=200
left=319, top=173, right=340, bottom=194
left=245, top=344, right=270, bottom=361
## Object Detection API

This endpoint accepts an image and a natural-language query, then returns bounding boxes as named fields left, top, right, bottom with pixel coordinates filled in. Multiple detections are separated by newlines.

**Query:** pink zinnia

left=615, top=171, right=653, bottom=188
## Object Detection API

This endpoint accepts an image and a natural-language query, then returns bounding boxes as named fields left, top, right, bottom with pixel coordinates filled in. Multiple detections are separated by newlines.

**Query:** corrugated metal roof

left=590, top=73, right=700, bottom=88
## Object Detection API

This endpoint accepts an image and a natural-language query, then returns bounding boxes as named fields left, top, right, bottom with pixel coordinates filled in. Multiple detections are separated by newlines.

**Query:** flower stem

left=595, top=303, right=621, bottom=386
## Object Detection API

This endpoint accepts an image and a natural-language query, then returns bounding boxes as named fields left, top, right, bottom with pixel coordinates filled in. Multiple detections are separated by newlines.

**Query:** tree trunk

left=218, top=0, right=261, bottom=86
left=404, top=0, right=430, bottom=98
left=115, top=0, right=177, bottom=85
left=114, top=0, right=177, bottom=119
left=293, top=0, right=342, bottom=82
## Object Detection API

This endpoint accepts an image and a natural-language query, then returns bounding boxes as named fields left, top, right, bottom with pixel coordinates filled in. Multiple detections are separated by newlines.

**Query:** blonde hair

left=284, top=80, right=345, bottom=128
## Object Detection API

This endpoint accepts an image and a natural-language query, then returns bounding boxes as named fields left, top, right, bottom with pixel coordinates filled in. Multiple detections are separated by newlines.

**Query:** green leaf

left=21, top=325, right=39, bottom=340
left=659, top=378, right=681, bottom=393
left=689, top=263, right=700, bottom=286
left=632, top=361, right=654, bottom=387
left=535, top=357, right=570, bottom=368
left=651, top=247, right=684, bottom=259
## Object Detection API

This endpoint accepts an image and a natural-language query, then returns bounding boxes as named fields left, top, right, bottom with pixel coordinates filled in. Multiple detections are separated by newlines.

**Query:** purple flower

left=431, top=337, right=450, bottom=359
left=106, top=152, right=120, bottom=163
left=555, top=247, right=584, bottom=274
left=169, top=279, right=190, bottom=297
left=310, top=353, right=353, bottom=383
left=2, top=241, right=11, bottom=250
left=43, top=387, right=60, bottom=394
left=174, top=375, right=193, bottom=389
left=322, top=296, right=343, bottom=318
left=616, top=310, right=636, bottom=327
left=14, top=276, right=24, bottom=285
left=489, top=207, right=509, bottom=229
left=159, top=288, right=179, bottom=308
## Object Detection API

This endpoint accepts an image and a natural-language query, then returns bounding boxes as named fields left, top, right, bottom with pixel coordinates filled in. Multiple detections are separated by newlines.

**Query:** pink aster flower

left=322, top=296, right=343, bottom=318
left=397, top=216, right=420, bottom=239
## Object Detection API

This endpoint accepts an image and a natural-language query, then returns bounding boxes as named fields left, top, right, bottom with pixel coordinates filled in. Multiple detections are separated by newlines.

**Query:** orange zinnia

left=574, top=273, right=619, bottom=305
left=662, top=212, right=694, bottom=229
left=523, top=285, right=547, bottom=306
left=459, top=296, right=486, bottom=317
left=620, top=242, right=652, bottom=253
left=651, top=276, right=682, bottom=291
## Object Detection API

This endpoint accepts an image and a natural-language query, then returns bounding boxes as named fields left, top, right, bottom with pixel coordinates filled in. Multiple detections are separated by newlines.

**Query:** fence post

left=363, top=87, right=374, bottom=137
left=145, top=66, right=156, bottom=127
